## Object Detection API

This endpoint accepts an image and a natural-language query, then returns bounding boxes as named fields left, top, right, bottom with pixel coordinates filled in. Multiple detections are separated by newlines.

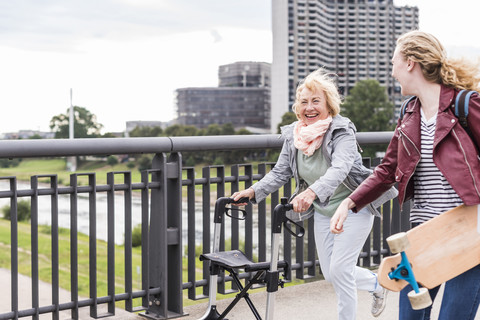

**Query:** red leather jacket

left=351, top=85, right=480, bottom=210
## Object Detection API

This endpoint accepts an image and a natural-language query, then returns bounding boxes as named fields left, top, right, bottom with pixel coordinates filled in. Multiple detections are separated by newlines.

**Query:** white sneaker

left=371, top=287, right=388, bottom=317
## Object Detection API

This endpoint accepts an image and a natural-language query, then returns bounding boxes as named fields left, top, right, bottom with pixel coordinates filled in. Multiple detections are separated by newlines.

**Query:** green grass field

left=0, top=158, right=143, bottom=185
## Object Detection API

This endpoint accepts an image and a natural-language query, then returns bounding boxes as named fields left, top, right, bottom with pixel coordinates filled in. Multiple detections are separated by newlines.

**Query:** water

left=0, top=180, right=145, bottom=245
left=0, top=181, right=263, bottom=251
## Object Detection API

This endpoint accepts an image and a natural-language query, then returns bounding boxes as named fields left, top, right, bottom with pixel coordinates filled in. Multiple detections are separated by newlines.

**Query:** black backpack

left=399, top=90, right=475, bottom=140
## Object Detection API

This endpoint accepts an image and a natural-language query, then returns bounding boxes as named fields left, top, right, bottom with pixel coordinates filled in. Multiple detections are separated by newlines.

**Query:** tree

left=236, top=128, right=252, bottom=135
left=277, top=112, right=297, bottom=133
left=2, top=200, right=31, bottom=221
left=106, top=155, right=118, bottom=166
left=341, top=80, right=395, bottom=132
left=164, top=124, right=198, bottom=137
left=49, top=106, right=104, bottom=139
left=220, top=123, right=235, bottom=135
left=341, top=80, right=395, bottom=158
left=203, top=124, right=222, bottom=136
left=131, top=224, right=142, bottom=247
left=129, top=126, right=163, bottom=137
left=101, top=132, right=119, bottom=138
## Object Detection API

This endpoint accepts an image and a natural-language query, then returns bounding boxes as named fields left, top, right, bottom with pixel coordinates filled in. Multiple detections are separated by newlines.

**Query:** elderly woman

left=332, top=30, right=480, bottom=320
left=232, top=68, right=397, bottom=320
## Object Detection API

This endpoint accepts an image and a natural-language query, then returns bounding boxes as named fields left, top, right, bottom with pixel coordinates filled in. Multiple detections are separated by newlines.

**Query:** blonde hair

left=397, top=30, right=480, bottom=91
left=292, top=68, right=341, bottom=118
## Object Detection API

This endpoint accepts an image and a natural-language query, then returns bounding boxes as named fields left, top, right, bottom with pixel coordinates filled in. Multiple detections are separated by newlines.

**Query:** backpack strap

left=455, top=89, right=475, bottom=130
left=399, top=96, right=416, bottom=120
left=454, top=89, right=479, bottom=152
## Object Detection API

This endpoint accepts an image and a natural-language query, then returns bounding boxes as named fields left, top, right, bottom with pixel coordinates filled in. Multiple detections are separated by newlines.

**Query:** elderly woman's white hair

left=292, top=68, right=342, bottom=119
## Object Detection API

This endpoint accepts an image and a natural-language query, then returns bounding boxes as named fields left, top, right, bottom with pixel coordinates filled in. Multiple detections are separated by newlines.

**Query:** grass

left=0, top=158, right=145, bottom=185
left=0, top=218, right=145, bottom=308
left=0, top=159, right=66, bottom=180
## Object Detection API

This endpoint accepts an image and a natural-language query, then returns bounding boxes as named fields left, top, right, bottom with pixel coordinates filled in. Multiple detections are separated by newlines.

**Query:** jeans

left=399, top=264, right=480, bottom=320
left=314, top=208, right=377, bottom=320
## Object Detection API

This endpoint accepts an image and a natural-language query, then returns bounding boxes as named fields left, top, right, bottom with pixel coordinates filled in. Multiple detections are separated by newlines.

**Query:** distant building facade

left=271, top=0, right=419, bottom=132
left=176, top=62, right=271, bottom=131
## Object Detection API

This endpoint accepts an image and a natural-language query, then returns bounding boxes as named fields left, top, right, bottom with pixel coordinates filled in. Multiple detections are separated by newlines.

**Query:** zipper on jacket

left=400, top=135, right=411, bottom=156
left=452, top=128, right=480, bottom=198
left=398, top=128, right=421, bottom=206
left=356, top=141, right=363, bottom=153
left=398, top=127, right=420, bottom=156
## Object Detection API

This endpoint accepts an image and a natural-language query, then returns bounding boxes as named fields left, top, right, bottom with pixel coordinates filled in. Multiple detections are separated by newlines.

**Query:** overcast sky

left=0, top=0, right=479, bottom=134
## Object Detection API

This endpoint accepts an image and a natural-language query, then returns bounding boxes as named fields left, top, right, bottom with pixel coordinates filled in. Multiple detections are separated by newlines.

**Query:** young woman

left=232, top=68, right=397, bottom=320
left=332, top=30, right=480, bottom=320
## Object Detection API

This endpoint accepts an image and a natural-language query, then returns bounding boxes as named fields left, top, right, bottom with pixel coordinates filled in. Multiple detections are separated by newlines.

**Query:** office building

left=271, top=0, right=419, bottom=132
left=176, top=62, right=271, bottom=132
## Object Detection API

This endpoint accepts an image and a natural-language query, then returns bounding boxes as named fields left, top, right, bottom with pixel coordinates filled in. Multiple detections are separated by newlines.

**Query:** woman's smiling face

left=297, top=87, right=330, bottom=126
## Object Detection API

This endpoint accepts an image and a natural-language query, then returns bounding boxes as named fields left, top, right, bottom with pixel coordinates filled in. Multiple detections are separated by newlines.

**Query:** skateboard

left=378, top=204, right=480, bottom=309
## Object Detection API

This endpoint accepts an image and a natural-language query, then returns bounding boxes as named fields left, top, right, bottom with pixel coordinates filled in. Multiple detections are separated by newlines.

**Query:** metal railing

left=0, top=132, right=411, bottom=319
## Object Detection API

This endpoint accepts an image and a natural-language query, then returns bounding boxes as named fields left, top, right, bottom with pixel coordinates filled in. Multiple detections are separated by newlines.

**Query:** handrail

left=0, top=131, right=394, bottom=158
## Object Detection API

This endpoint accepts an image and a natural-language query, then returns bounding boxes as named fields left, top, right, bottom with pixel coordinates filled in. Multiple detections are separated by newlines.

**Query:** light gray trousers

left=314, top=208, right=378, bottom=320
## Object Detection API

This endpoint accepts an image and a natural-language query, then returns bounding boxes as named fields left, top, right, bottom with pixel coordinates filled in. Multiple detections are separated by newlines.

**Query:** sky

left=0, top=0, right=479, bottom=134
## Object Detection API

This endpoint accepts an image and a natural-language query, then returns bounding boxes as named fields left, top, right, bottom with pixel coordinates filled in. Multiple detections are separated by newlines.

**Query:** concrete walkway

left=1, top=267, right=479, bottom=319
left=185, top=279, right=400, bottom=320
left=184, top=276, right=480, bottom=320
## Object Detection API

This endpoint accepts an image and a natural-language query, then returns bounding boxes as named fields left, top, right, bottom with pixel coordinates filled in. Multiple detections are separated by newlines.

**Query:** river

left=0, top=180, right=265, bottom=254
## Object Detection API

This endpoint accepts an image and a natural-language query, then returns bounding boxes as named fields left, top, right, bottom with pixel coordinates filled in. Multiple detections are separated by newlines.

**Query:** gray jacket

left=251, top=115, right=398, bottom=217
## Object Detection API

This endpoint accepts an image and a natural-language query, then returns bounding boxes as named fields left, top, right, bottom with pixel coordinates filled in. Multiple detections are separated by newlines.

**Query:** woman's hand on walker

left=231, top=188, right=255, bottom=205
left=330, top=198, right=355, bottom=234
left=291, top=188, right=316, bottom=212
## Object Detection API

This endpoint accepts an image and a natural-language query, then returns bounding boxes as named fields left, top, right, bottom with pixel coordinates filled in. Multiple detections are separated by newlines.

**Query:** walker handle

left=272, top=199, right=305, bottom=238
left=214, top=197, right=250, bottom=223
left=283, top=217, right=305, bottom=239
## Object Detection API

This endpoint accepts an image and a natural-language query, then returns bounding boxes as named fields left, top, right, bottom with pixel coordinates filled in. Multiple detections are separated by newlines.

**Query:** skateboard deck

left=378, top=204, right=480, bottom=291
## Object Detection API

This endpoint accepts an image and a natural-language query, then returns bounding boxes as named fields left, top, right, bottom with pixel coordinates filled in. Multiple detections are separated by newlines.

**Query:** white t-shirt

left=409, top=109, right=463, bottom=224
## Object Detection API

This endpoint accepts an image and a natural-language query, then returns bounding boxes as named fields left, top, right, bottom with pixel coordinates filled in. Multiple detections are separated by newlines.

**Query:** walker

left=198, top=197, right=304, bottom=320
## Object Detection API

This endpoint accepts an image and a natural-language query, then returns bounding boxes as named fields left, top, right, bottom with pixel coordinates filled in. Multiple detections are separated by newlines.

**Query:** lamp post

left=67, top=88, right=77, bottom=171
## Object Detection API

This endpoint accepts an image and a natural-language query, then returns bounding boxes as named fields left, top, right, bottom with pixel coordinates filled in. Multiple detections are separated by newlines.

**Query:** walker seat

left=200, top=250, right=288, bottom=272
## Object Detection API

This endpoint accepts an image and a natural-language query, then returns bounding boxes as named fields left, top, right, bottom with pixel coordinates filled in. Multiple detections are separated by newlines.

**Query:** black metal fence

left=0, top=133, right=411, bottom=319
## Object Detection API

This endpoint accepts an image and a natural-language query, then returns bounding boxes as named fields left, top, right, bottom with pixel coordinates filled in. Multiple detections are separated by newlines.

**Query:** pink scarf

left=294, top=116, right=333, bottom=156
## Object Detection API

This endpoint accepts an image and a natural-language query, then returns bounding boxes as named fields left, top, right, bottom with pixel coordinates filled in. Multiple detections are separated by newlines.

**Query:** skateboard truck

left=389, top=252, right=419, bottom=289
left=386, top=232, right=432, bottom=310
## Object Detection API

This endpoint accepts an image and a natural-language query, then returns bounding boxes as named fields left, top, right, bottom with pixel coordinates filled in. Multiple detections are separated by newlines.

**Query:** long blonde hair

left=292, top=68, right=341, bottom=118
left=396, top=30, right=480, bottom=91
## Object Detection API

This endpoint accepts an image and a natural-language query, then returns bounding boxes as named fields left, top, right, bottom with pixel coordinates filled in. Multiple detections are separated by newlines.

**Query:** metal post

left=165, top=152, right=184, bottom=316
left=141, top=152, right=184, bottom=319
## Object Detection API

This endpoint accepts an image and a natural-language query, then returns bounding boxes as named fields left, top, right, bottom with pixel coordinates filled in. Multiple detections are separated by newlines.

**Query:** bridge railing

left=0, top=133, right=411, bottom=319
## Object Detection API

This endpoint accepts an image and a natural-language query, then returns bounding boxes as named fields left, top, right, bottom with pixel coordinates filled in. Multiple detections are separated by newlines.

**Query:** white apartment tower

left=271, top=0, right=418, bottom=132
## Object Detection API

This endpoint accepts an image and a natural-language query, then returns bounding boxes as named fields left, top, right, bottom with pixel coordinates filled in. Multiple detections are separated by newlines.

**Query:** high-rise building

left=271, top=0, right=419, bottom=132
left=176, top=61, right=271, bottom=132
left=218, top=61, right=271, bottom=88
